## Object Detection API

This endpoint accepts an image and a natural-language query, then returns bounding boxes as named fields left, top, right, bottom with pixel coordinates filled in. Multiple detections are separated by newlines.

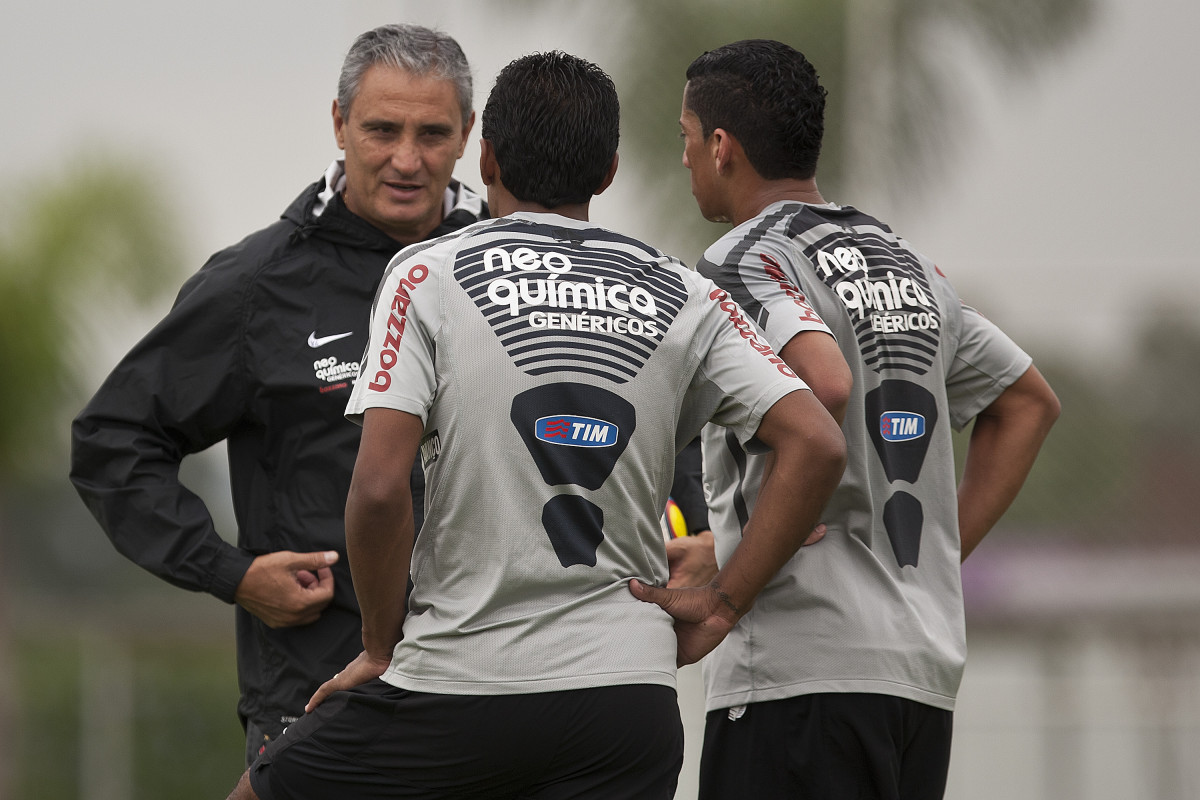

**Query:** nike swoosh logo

left=307, top=330, right=354, bottom=348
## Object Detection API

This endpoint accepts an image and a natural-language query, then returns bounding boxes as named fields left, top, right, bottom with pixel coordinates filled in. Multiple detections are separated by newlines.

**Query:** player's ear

left=479, top=139, right=499, bottom=186
left=594, top=153, right=619, bottom=196
left=712, top=128, right=735, bottom=176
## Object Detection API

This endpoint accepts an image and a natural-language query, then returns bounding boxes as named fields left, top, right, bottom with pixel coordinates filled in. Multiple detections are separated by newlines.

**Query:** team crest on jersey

left=879, top=411, right=925, bottom=442
left=535, top=415, right=618, bottom=447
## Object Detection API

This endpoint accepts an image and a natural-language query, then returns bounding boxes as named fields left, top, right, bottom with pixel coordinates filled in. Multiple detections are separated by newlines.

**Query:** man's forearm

left=714, top=389, right=846, bottom=614
left=345, top=485, right=412, bottom=660
left=71, top=420, right=253, bottom=601
left=958, top=366, right=1060, bottom=560
left=344, top=407, right=426, bottom=659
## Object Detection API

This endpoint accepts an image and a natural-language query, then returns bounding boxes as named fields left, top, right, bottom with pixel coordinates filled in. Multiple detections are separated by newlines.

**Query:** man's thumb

left=295, top=550, right=339, bottom=570
left=629, top=578, right=667, bottom=607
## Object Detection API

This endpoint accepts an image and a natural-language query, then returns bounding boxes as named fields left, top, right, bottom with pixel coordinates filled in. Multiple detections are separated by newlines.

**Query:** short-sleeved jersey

left=345, top=211, right=807, bottom=696
left=698, top=201, right=1031, bottom=712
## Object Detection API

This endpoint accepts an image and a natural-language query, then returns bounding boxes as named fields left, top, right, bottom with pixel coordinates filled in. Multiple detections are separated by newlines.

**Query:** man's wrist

left=707, top=580, right=747, bottom=624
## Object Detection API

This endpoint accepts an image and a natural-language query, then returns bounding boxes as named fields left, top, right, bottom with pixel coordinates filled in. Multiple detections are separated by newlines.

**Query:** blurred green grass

left=14, top=631, right=243, bottom=799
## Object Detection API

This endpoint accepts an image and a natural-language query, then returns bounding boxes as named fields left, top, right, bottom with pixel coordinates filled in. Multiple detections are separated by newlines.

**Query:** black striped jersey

left=345, top=211, right=807, bottom=695
left=698, top=201, right=1031, bottom=712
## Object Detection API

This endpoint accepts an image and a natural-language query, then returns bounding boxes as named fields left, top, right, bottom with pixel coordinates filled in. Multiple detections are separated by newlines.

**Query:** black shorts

left=699, top=693, right=952, bottom=800
left=245, top=718, right=269, bottom=768
left=249, top=679, right=683, bottom=800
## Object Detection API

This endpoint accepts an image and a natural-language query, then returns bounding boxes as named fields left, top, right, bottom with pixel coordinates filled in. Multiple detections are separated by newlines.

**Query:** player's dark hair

left=482, top=51, right=620, bottom=207
left=685, top=39, right=827, bottom=181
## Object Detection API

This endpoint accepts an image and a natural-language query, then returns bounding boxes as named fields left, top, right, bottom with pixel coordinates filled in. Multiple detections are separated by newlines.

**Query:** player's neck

left=734, top=178, right=824, bottom=226
left=487, top=182, right=592, bottom=222
left=500, top=198, right=592, bottom=221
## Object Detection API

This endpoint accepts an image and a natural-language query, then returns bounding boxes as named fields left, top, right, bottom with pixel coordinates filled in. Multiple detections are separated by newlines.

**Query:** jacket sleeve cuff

left=206, top=546, right=257, bottom=604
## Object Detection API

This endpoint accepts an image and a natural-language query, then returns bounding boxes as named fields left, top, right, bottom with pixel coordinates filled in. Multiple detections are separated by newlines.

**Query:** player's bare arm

left=666, top=329, right=847, bottom=588
left=306, top=406, right=422, bottom=711
left=779, top=330, right=852, bottom=425
left=957, top=365, right=1060, bottom=561
left=633, top=387, right=846, bottom=665
left=751, top=329, right=850, bottom=544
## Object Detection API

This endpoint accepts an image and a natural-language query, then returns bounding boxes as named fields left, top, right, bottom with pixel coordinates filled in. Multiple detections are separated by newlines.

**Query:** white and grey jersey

left=698, top=201, right=1031, bottom=712
left=346, top=211, right=807, bottom=696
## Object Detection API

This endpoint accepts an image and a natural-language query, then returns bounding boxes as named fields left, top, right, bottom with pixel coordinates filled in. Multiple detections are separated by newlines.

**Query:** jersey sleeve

left=69, top=251, right=257, bottom=603
left=944, top=301, right=1033, bottom=431
left=697, top=229, right=833, bottom=354
left=688, top=277, right=811, bottom=449
left=345, top=248, right=443, bottom=425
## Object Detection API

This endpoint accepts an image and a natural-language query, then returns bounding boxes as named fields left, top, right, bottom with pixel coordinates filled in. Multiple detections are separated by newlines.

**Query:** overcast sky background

left=2, top=0, right=1197, bottom=375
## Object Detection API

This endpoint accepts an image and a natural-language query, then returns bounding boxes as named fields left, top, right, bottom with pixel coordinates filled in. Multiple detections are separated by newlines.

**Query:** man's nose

left=390, top=136, right=422, bottom=174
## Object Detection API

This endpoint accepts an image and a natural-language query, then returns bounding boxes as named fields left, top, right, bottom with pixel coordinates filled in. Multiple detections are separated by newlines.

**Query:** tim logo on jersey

left=536, top=416, right=618, bottom=448
left=879, top=411, right=925, bottom=442
left=512, top=384, right=635, bottom=568
left=866, top=381, right=939, bottom=568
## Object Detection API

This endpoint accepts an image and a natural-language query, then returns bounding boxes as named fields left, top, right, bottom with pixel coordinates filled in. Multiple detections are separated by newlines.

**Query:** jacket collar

left=284, top=160, right=487, bottom=251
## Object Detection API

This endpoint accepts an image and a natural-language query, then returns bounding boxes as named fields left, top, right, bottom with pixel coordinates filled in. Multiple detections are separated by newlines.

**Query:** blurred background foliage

left=0, top=160, right=244, bottom=799
left=612, top=0, right=1094, bottom=264
left=5, top=0, right=1199, bottom=797
left=0, top=160, right=181, bottom=479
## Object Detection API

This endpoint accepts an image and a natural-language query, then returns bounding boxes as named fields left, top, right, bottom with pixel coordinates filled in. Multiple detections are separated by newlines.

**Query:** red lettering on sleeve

left=758, top=252, right=825, bottom=326
left=369, top=263, right=429, bottom=392
left=709, top=283, right=797, bottom=379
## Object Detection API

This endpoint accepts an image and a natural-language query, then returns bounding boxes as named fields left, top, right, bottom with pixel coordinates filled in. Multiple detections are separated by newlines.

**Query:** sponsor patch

left=708, top=287, right=797, bottom=378
left=454, top=233, right=689, bottom=385
left=535, top=415, right=617, bottom=447
left=420, top=430, right=442, bottom=469
left=880, top=411, right=926, bottom=442
left=313, top=356, right=360, bottom=384
left=369, top=262, right=429, bottom=392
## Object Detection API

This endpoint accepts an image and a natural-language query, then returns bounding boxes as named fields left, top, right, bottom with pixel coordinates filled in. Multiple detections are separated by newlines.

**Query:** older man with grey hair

left=70, top=23, right=487, bottom=764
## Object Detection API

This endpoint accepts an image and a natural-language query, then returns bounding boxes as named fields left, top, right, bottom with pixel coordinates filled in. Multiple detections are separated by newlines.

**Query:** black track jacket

left=70, top=165, right=487, bottom=738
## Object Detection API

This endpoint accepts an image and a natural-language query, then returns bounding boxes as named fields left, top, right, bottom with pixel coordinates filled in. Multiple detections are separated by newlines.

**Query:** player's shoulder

left=698, top=205, right=804, bottom=280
